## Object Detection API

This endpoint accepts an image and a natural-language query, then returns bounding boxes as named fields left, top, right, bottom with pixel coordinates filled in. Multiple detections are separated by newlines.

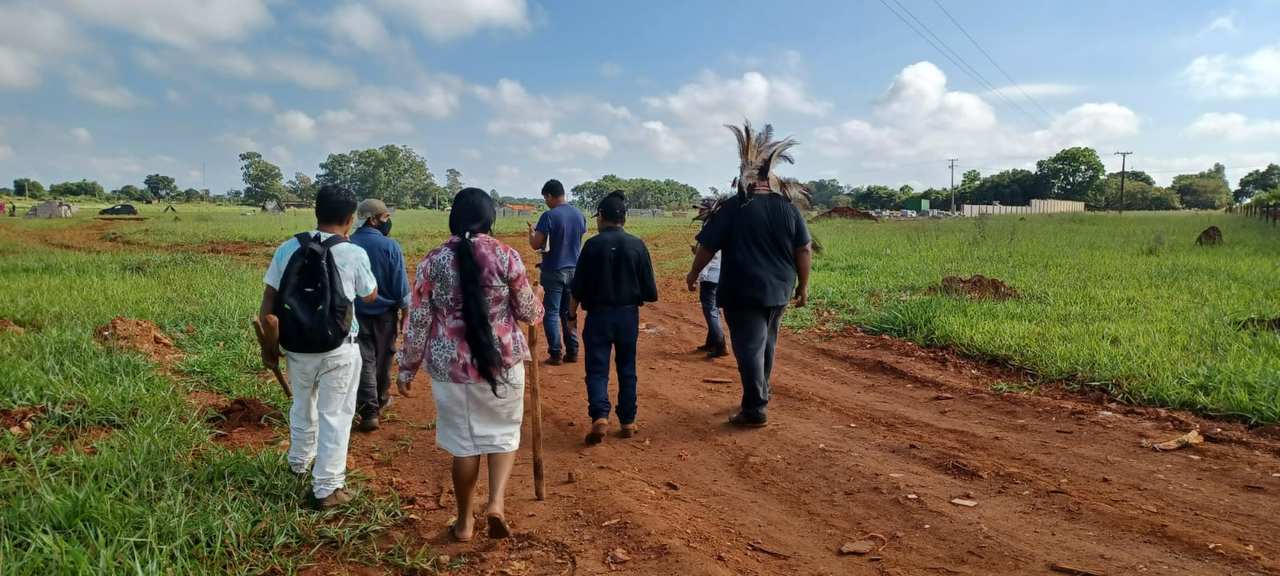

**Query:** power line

left=930, top=0, right=1055, bottom=123
left=948, top=158, right=959, bottom=213
left=1114, top=151, right=1133, bottom=214
left=877, top=0, right=1045, bottom=129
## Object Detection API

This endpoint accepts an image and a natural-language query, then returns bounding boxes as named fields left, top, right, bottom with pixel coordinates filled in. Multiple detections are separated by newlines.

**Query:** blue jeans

left=540, top=267, right=579, bottom=358
left=699, top=281, right=725, bottom=346
left=583, top=306, right=639, bottom=423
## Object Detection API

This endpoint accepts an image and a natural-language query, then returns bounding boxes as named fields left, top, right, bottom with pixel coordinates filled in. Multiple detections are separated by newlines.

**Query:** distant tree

left=1235, top=164, right=1280, bottom=204
left=144, top=174, right=179, bottom=201
left=445, top=168, right=464, bottom=198
left=853, top=184, right=904, bottom=210
left=0, top=187, right=12, bottom=196
left=572, top=174, right=701, bottom=211
left=804, top=178, right=845, bottom=208
left=226, top=189, right=243, bottom=202
left=1107, top=170, right=1155, bottom=187
left=1101, top=176, right=1181, bottom=211
left=179, top=188, right=204, bottom=202
left=49, top=179, right=105, bottom=198
left=965, top=169, right=1045, bottom=206
left=238, top=151, right=285, bottom=205
left=317, top=145, right=438, bottom=208
left=285, top=172, right=317, bottom=204
left=13, top=178, right=44, bottom=198
left=113, top=184, right=151, bottom=202
left=959, top=169, right=982, bottom=193
left=1036, top=147, right=1105, bottom=203
left=1170, top=165, right=1231, bottom=210
left=489, top=189, right=502, bottom=205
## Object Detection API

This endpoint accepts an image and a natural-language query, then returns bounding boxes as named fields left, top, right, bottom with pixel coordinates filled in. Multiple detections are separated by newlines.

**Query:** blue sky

left=2, top=0, right=1279, bottom=197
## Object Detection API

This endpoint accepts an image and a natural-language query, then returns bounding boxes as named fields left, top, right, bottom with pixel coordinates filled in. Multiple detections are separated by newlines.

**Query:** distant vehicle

left=900, top=209, right=917, bottom=218
left=99, top=204, right=139, bottom=216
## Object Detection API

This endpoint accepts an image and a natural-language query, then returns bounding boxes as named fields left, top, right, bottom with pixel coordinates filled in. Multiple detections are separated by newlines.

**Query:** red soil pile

left=94, top=317, right=182, bottom=365
left=815, top=206, right=878, bottom=221
left=935, top=275, right=1020, bottom=300
left=211, top=398, right=282, bottom=431
left=0, top=319, right=24, bottom=335
left=1, top=405, right=45, bottom=433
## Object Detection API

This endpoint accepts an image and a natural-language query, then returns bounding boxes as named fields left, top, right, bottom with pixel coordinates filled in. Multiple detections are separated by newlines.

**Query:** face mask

left=375, top=218, right=392, bottom=237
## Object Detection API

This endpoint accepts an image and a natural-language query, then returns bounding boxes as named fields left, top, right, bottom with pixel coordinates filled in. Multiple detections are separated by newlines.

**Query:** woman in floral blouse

left=396, top=187, right=543, bottom=542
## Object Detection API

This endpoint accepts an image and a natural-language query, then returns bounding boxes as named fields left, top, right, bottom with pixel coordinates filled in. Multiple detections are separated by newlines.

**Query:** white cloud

left=375, top=0, right=529, bottom=42
left=532, top=132, right=611, bottom=162
left=1187, top=112, right=1280, bottom=141
left=164, top=88, right=183, bottom=104
left=0, top=5, right=80, bottom=89
left=475, top=78, right=556, bottom=138
left=216, top=133, right=260, bottom=152
left=67, top=68, right=143, bottom=109
left=985, top=83, right=1082, bottom=98
left=65, top=0, right=272, bottom=49
left=244, top=93, right=275, bottom=113
left=328, top=4, right=390, bottom=52
left=643, top=70, right=829, bottom=148
left=70, top=127, right=93, bottom=145
left=812, top=61, right=1138, bottom=166
left=600, top=62, right=623, bottom=78
left=269, top=145, right=293, bottom=166
left=275, top=110, right=317, bottom=141
left=1184, top=45, right=1280, bottom=99
left=1201, top=12, right=1237, bottom=35
left=638, top=120, right=692, bottom=163
left=0, top=144, right=12, bottom=160
left=1048, top=102, right=1139, bottom=141
left=494, top=164, right=521, bottom=186
left=355, top=79, right=464, bottom=120
left=263, top=54, right=352, bottom=90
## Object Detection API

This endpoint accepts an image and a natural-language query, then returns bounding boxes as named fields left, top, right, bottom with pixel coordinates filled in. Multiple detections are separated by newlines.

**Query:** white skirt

left=431, top=365, right=525, bottom=457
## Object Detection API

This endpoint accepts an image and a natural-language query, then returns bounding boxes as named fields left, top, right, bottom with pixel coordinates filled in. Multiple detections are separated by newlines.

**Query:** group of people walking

left=258, top=167, right=811, bottom=541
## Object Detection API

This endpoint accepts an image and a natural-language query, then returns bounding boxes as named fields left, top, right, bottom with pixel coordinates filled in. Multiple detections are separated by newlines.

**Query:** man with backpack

left=349, top=199, right=409, bottom=432
left=258, top=185, right=378, bottom=509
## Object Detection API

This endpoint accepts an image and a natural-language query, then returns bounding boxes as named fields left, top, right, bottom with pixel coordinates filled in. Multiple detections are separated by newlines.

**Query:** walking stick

left=527, top=320, right=546, bottom=501
left=251, top=315, right=291, bottom=398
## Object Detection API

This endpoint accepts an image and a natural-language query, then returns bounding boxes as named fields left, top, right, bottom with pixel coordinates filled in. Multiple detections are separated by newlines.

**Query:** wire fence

left=1227, top=203, right=1279, bottom=226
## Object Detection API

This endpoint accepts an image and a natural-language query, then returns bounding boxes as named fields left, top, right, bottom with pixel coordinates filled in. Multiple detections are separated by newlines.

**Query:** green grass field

left=798, top=212, right=1280, bottom=422
left=1, top=206, right=1277, bottom=574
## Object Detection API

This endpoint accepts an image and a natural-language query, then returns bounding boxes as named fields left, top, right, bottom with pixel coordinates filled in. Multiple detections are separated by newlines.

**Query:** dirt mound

left=935, top=275, right=1020, bottom=300
left=94, top=317, right=181, bottom=365
left=815, top=206, right=878, bottom=221
left=1196, top=225, right=1223, bottom=246
left=0, top=319, right=24, bottom=335
left=2, top=405, right=45, bottom=435
left=210, top=398, right=281, bottom=431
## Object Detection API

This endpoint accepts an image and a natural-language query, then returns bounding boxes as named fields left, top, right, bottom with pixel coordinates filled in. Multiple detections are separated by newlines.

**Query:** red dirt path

left=346, top=281, right=1280, bottom=576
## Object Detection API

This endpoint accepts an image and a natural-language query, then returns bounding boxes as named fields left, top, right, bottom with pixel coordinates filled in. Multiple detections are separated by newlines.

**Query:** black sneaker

left=546, top=355, right=563, bottom=366
left=706, top=343, right=729, bottom=359
left=563, top=351, right=578, bottom=363
left=356, top=415, right=379, bottom=433
left=728, top=412, right=768, bottom=428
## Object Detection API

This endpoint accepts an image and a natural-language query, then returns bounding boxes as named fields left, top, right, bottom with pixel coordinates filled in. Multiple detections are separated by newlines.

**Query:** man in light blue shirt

left=258, top=185, right=377, bottom=510
left=527, top=179, right=587, bottom=365
left=348, top=199, right=409, bottom=433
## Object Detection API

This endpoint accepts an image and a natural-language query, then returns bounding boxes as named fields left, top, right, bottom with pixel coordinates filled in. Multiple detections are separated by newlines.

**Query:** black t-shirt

left=570, top=227, right=659, bottom=311
left=696, top=194, right=811, bottom=308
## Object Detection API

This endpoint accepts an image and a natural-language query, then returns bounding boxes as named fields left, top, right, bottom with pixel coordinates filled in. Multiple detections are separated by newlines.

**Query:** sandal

left=486, top=513, right=512, bottom=539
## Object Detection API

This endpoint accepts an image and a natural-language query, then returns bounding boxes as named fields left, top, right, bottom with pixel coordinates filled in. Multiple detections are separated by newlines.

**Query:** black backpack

left=275, top=233, right=353, bottom=353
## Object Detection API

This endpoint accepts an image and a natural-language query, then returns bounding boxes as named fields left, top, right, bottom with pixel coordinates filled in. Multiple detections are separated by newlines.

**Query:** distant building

left=901, top=198, right=930, bottom=212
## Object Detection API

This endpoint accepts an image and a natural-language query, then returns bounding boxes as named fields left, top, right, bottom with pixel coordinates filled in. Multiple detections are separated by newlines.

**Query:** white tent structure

left=25, top=201, right=76, bottom=219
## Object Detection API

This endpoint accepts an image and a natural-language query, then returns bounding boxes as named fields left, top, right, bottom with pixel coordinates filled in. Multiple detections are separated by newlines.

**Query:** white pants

left=285, top=342, right=361, bottom=499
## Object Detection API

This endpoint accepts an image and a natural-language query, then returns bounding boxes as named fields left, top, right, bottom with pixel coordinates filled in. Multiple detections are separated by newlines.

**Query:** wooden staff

left=527, top=320, right=546, bottom=501
left=252, top=315, right=291, bottom=398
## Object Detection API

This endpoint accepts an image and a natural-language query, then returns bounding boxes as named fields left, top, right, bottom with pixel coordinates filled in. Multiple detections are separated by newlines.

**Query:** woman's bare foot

left=450, top=514, right=476, bottom=542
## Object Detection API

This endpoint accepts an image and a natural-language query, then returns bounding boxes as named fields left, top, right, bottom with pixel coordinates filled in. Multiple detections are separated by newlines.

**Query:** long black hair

left=448, top=187, right=503, bottom=396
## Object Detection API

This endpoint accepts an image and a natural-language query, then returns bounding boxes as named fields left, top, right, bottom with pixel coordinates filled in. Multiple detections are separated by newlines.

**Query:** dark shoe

left=546, top=355, right=563, bottom=366
left=563, top=351, right=578, bottom=363
left=379, top=394, right=393, bottom=411
left=706, top=343, right=729, bottom=359
left=314, top=488, right=353, bottom=510
left=486, top=514, right=512, bottom=539
left=619, top=423, right=638, bottom=439
left=356, top=415, right=380, bottom=433
left=728, top=412, right=768, bottom=428
left=585, top=418, right=608, bottom=445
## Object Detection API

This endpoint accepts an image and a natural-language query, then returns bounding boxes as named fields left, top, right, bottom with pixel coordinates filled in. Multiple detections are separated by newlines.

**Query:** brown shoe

left=728, top=412, right=768, bottom=428
left=314, top=488, right=353, bottom=510
left=356, top=415, right=379, bottom=432
left=619, top=423, right=638, bottom=439
left=585, top=418, right=608, bottom=445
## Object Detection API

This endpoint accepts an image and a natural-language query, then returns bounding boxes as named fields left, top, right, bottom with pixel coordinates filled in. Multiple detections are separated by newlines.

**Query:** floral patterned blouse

left=397, top=234, right=543, bottom=386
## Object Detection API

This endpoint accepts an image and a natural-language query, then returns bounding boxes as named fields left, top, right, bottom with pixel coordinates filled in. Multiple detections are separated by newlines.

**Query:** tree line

left=570, top=174, right=701, bottom=211
left=6, top=174, right=212, bottom=204
left=807, top=147, right=1280, bottom=212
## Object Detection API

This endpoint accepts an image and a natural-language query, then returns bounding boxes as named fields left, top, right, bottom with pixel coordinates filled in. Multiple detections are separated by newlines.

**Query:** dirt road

left=350, top=275, right=1280, bottom=576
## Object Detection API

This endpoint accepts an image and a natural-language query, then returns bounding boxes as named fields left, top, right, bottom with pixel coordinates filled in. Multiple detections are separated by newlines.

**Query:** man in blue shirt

left=349, top=199, right=410, bottom=432
left=528, top=179, right=587, bottom=365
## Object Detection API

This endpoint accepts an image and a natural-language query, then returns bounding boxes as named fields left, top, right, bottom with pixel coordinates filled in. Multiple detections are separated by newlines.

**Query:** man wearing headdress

left=686, top=122, right=813, bottom=428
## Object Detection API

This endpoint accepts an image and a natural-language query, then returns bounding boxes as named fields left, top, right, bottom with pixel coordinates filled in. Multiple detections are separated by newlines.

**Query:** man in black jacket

left=569, top=191, right=658, bottom=445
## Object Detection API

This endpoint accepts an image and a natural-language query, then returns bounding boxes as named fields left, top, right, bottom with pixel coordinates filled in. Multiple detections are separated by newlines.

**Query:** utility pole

left=947, top=158, right=959, bottom=214
left=1114, top=151, right=1132, bottom=214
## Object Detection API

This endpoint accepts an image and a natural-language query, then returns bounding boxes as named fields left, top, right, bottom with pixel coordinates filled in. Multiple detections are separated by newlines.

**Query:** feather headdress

left=725, top=120, right=812, bottom=210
